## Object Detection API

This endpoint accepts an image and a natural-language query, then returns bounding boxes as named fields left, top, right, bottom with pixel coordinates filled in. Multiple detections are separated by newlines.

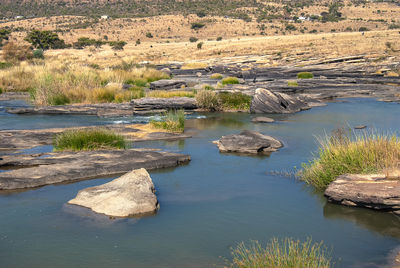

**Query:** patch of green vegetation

left=288, top=80, right=299, bottom=86
left=210, top=73, right=223, bottom=79
left=300, top=129, right=400, bottom=190
left=221, top=76, right=240, bottom=85
left=195, top=90, right=220, bottom=111
left=0, top=88, right=3, bottom=94
left=49, top=93, right=70, bottom=106
left=202, top=84, right=215, bottom=91
left=53, top=128, right=127, bottom=151
left=150, top=110, right=185, bottom=133
left=297, top=72, right=314, bottom=79
left=191, top=22, right=205, bottom=30
left=25, top=30, right=67, bottom=50
left=230, top=237, right=332, bottom=268
left=189, top=37, right=198, bottom=43
left=218, top=92, right=251, bottom=111
left=197, top=42, right=204, bottom=49
left=124, top=78, right=148, bottom=87
left=0, top=61, right=12, bottom=69
left=359, top=27, right=370, bottom=32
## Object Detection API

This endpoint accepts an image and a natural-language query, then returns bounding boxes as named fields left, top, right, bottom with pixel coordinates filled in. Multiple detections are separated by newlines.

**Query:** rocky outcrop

left=0, top=149, right=190, bottom=190
left=149, top=79, right=186, bottom=90
left=131, top=97, right=197, bottom=112
left=213, top=130, right=282, bottom=154
left=68, top=168, right=158, bottom=217
left=250, top=88, right=310, bottom=114
left=251, top=116, right=275, bottom=123
left=325, top=174, right=400, bottom=214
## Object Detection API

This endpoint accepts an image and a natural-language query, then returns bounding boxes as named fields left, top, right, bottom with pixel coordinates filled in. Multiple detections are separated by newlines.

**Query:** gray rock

left=160, top=68, right=172, bottom=77
left=68, top=168, right=158, bottom=217
left=131, top=97, right=197, bottom=111
left=213, top=130, right=282, bottom=154
left=251, top=116, right=275, bottom=123
left=149, top=79, right=186, bottom=90
left=325, top=173, right=400, bottom=214
left=250, top=88, right=309, bottom=114
left=0, top=149, right=190, bottom=190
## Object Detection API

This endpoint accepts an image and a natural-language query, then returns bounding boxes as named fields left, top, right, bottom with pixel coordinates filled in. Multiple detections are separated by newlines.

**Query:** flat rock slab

left=68, top=168, right=158, bottom=217
left=0, top=149, right=190, bottom=190
left=131, top=97, right=197, bottom=111
left=325, top=174, right=400, bottom=214
left=251, top=116, right=275, bottom=123
left=149, top=79, right=187, bottom=90
left=213, top=130, right=283, bottom=154
left=250, top=88, right=310, bottom=114
left=0, top=124, right=191, bottom=154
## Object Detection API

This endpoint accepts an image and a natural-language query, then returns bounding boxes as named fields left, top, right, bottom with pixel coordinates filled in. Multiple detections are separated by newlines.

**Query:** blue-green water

left=1, top=98, right=400, bottom=267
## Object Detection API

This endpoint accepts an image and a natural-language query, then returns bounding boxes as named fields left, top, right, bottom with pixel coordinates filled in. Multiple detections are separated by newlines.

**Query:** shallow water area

left=0, top=98, right=400, bottom=267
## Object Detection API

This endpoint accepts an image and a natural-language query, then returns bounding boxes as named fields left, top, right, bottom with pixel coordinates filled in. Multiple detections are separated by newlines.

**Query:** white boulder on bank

left=68, top=168, right=158, bottom=217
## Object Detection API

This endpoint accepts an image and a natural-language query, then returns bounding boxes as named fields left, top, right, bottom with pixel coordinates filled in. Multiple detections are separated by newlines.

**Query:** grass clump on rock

left=218, top=92, right=251, bottom=111
left=147, top=90, right=195, bottom=98
left=300, top=129, right=400, bottom=190
left=288, top=80, right=299, bottom=86
left=221, top=76, right=240, bottom=85
left=150, top=110, right=185, bottom=133
left=297, top=72, right=314, bottom=79
left=210, top=73, right=223, bottom=79
left=230, top=237, right=332, bottom=268
left=54, top=128, right=127, bottom=151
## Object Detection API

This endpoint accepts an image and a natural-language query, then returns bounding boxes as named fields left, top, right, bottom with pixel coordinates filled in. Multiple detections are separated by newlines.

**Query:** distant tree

left=191, top=22, right=205, bottom=30
left=0, top=28, right=11, bottom=48
left=25, top=30, right=66, bottom=50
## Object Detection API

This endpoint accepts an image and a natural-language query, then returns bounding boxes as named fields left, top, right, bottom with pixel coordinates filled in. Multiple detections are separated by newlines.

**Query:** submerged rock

left=325, top=173, right=400, bottom=214
left=149, top=79, right=186, bottom=90
left=251, top=116, right=275, bottom=123
left=213, top=130, right=282, bottom=154
left=250, top=88, right=309, bottom=114
left=0, top=149, right=190, bottom=190
left=68, top=168, right=158, bottom=217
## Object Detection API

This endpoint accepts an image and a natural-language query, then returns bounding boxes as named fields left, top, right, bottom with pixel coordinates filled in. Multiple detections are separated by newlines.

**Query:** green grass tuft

left=297, top=72, right=314, bottom=79
left=150, top=110, right=185, bottom=133
left=221, top=76, right=240, bottom=85
left=230, top=237, right=332, bottom=268
left=288, top=80, right=299, bottom=86
left=210, top=73, right=223, bottom=79
left=53, top=128, right=127, bottom=151
left=300, top=128, right=400, bottom=190
left=218, top=92, right=252, bottom=111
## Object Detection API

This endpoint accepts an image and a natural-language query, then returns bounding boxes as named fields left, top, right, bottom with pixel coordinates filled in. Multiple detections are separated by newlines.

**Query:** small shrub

left=285, top=24, right=297, bottom=31
left=218, top=92, right=251, bottom=111
left=195, top=90, right=220, bottom=111
left=2, top=42, right=33, bottom=62
left=54, top=128, right=127, bottom=151
left=197, top=42, right=204, bottom=49
left=196, top=11, right=206, bottom=18
left=288, top=80, right=299, bottom=86
left=221, top=76, right=240, bottom=85
left=136, top=39, right=141, bottom=45
left=150, top=110, right=185, bottom=133
left=210, top=73, right=223, bottom=79
left=230, top=238, right=332, bottom=268
left=389, top=24, right=400, bottom=30
left=0, top=87, right=2, bottom=94
left=359, top=27, right=370, bottom=32
left=92, top=88, right=116, bottom=102
left=109, top=41, right=127, bottom=50
left=189, top=37, right=198, bottom=43
left=345, top=26, right=353, bottom=32
left=33, top=49, right=44, bottom=59
left=301, top=129, right=400, bottom=190
left=216, top=36, right=223, bottom=41
left=146, top=32, right=153, bottom=38
left=202, top=84, right=215, bottom=90
left=297, top=72, right=314, bottom=79
left=49, top=93, right=70, bottom=105
left=191, top=22, right=205, bottom=30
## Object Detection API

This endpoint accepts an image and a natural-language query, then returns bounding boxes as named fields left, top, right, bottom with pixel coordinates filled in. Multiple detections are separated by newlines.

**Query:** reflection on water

left=324, top=202, right=400, bottom=239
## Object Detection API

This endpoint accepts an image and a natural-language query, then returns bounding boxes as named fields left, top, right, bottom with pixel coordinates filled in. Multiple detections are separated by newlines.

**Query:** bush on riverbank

left=0, top=60, right=168, bottom=105
left=53, top=128, right=127, bottom=151
left=300, top=129, right=400, bottom=190
left=218, top=92, right=251, bottom=111
left=229, top=237, right=332, bottom=268
left=196, top=90, right=220, bottom=111
left=150, top=110, right=185, bottom=133
left=297, top=72, right=314, bottom=79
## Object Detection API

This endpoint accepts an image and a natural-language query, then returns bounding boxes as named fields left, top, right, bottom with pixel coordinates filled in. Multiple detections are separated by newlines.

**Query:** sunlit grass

left=150, top=110, right=185, bottom=133
left=300, top=128, right=400, bottom=190
left=230, top=237, right=332, bottom=268
left=146, top=90, right=195, bottom=98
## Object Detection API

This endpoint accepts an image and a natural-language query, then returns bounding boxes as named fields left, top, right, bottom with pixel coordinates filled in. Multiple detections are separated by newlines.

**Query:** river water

left=0, top=98, right=400, bottom=267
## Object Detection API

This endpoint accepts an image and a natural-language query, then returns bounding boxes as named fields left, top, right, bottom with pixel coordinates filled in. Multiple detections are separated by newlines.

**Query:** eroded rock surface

left=213, top=130, right=282, bottom=154
left=0, top=149, right=190, bottom=190
left=131, top=97, right=197, bottom=113
left=250, top=88, right=309, bottom=114
left=325, top=174, right=400, bottom=214
left=149, top=79, right=186, bottom=90
left=68, top=168, right=158, bottom=217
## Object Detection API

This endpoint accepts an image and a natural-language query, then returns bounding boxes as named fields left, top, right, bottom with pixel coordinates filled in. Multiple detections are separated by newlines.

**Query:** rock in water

left=251, top=116, right=275, bottom=123
left=250, top=88, right=309, bottom=114
left=213, top=130, right=282, bottom=154
left=68, top=168, right=158, bottom=217
left=325, top=174, right=400, bottom=214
